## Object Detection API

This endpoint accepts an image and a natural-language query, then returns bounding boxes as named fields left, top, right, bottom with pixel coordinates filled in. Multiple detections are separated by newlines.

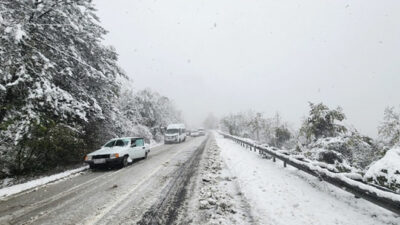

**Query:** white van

left=164, top=124, right=186, bottom=144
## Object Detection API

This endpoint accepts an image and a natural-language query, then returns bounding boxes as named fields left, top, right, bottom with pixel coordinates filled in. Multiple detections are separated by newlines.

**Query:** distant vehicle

left=164, top=123, right=186, bottom=144
left=84, top=137, right=150, bottom=169
left=198, top=128, right=206, bottom=136
left=190, top=130, right=200, bottom=137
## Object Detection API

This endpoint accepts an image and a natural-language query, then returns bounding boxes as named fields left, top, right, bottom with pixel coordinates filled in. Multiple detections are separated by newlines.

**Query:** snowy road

left=1, top=133, right=399, bottom=225
left=0, top=136, right=208, bottom=225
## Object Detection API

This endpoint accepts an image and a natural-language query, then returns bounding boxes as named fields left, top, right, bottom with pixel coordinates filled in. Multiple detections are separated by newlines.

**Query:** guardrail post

left=284, top=161, right=287, bottom=168
left=273, top=157, right=276, bottom=162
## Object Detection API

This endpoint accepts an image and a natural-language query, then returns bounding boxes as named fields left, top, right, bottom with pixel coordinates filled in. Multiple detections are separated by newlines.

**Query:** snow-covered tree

left=133, top=89, right=182, bottom=128
left=0, top=0, right=124, bottom=176
left=378, top=106, right=400, bottom=147
left=299, top=102, right=347, bottom=142
left=0, top=1, right=184, bottom=178
left=248, top=112, right=264, bottom=141
left=220, top=113, right=242, bottom=136
left=116, top=89, right=183, bottom=141
left=220, top=111, right=293, bottom=148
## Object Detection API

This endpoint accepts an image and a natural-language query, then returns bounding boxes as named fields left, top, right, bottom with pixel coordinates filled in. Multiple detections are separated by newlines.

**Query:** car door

left=135, top=138, right=146, bottom=158
left=130, top=138, right=138, bottom=159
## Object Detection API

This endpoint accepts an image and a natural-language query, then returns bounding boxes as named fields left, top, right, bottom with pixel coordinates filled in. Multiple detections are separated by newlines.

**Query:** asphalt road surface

left=0, top=136, right=208, bottom=225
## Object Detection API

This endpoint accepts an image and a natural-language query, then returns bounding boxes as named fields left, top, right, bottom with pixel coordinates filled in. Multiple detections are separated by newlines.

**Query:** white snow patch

left=215, top=132, right=398, bottom=225
left=364, top=147, right=400, bottom=192
left=0, top=166, right=88, bottom=199
left=149, top=141, right=163, bottom=149
left=13, top=24, right=26, bottom=43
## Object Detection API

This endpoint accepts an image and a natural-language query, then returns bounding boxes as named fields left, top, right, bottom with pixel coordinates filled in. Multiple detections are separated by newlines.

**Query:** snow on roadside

left=215, top=132, right=399, bottom=225
left=149, top=140, right=163, bottom=149
left=0, top=166, right=88, bottom=199
left=182, top=135, right=254, bottom=225
left=364, top=147, right=400, bottom=193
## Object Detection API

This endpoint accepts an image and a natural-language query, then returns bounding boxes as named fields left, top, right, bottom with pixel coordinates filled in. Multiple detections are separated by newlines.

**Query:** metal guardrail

left=219, top=132, right=400, bottom=215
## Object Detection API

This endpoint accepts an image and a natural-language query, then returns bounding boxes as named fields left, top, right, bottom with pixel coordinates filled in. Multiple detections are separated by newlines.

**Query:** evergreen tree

left=0, top=0, right=124, bottom=175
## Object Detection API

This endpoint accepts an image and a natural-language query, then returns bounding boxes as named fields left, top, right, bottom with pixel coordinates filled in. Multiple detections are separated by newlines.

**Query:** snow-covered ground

left=0, top=166, right=88, bottom=199
left=181, top=135, right=254, bottom=225
left=214, top=132, right=399, bottom=225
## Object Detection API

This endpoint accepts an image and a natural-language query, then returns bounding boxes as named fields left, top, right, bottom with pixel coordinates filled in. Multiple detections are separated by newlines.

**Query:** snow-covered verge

left=215, top=132, right=399, bottom=225
left=0, top=166, right=88, bottom=199
left=365, top=147, right=400, bottom=193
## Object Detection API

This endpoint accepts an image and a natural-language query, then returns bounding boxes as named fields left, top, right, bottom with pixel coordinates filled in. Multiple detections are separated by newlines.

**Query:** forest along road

left=0, top=136, right=208, bottom=225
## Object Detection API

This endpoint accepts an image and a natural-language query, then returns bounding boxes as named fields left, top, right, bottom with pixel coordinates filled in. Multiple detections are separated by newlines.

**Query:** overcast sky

left=95, top=0, right=400, bottom=137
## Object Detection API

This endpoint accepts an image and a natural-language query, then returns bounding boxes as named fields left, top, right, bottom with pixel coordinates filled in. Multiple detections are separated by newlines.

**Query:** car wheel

left=121, top=156, right=128, bottom=168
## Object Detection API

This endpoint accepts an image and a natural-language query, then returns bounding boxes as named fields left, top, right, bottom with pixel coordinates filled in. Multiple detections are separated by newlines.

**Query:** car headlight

left=110, top=153, right=119, bottom=159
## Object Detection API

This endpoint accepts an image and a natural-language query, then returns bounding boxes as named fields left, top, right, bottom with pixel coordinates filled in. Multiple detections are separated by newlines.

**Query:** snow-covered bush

left=298, top=103, right=377, bottom=171
left=362, top=107, right=400, bottom=192
left=364, top=147, right=400, bottom=193
left=303, top=133, right=376, bottom=171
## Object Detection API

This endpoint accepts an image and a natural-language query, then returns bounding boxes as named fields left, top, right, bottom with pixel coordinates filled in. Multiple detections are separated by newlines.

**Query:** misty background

left=95, top=0, right=400, bottom=137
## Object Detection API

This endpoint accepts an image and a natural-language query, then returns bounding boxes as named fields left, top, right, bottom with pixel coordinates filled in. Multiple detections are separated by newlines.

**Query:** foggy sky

left=95, top=0, right=400, bottom=137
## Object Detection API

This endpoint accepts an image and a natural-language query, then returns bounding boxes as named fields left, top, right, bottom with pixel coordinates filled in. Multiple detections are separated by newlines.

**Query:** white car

left=190, top=130, right=200, bottom=137
left=84, top=137, right=150, bottom=169
left=198, top=128, right=206, bottom=136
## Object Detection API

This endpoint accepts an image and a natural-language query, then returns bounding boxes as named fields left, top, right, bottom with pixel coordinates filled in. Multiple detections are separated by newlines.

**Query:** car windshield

left=166, top=129, right=179, bottom=134
left=104, top=140, right=115, bottom=147
left=103, top=139, right=129, bottom=147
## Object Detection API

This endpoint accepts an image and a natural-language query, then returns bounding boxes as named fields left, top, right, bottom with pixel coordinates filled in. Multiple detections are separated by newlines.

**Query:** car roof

left=167, top=123, right=185, bottom=129
left=110, top=137, right=143, bottom=141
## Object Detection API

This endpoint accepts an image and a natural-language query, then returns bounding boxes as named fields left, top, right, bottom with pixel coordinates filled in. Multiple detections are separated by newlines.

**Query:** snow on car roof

left=167, top=123, right=185, bottom=129
left=110, top=137, right=143, bottom=140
